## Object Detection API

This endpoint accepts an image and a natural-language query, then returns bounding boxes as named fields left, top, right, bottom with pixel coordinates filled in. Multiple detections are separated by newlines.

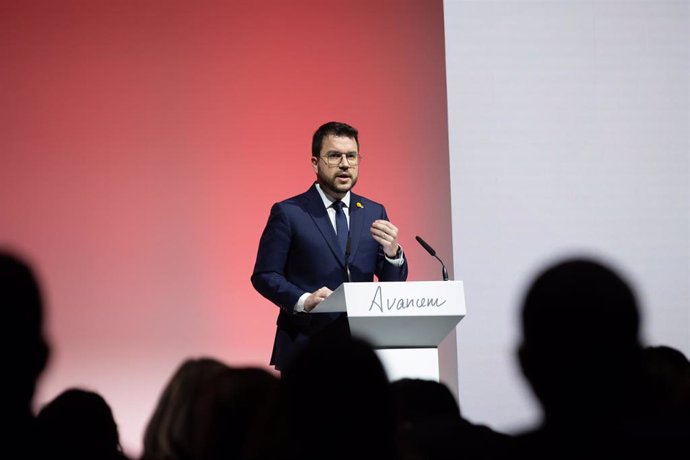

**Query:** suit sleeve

left=251, top=203, right=305, bottom=313
left=375, top=206, right=409, bottom=282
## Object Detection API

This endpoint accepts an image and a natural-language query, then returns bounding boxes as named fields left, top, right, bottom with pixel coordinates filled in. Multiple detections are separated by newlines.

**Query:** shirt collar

left=315, top=183, right=351, bottom=209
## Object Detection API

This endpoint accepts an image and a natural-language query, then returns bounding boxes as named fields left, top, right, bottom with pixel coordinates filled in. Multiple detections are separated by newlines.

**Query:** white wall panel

left=444, top=0, right=689, bottom=432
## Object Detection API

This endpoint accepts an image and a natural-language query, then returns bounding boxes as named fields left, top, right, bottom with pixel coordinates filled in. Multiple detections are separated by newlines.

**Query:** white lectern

left=312, top=281, right=466, bottom=383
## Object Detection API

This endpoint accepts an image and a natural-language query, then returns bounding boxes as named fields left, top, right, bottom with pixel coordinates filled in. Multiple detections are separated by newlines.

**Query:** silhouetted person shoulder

left=390, top=378, right=511, bottom=460
left=37, top=387, right=129, bottom=460
left=0, top=250, right=50, bottom=457
left=511, top=257, right=684, bottom=459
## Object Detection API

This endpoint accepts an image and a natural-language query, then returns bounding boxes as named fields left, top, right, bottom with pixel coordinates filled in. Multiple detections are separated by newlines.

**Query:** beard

left=319, top=171, right=358, bottom=197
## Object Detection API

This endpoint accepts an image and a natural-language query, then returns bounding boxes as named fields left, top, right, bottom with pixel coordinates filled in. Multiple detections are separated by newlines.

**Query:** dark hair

left=141, top=357, right=230, bottom=460
left=37, top=388, right=127, bottom=459
left=521, top=258, right=640, bottom=349
left=311, top=121, right=359, bottom=158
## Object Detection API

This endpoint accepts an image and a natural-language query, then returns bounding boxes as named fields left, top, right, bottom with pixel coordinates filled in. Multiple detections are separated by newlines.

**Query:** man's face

left=312, top=134, right=359, bottom=199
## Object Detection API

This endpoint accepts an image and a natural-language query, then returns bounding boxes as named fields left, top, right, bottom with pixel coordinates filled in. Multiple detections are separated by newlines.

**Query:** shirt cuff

left=294, top=292, right=310, bottom=313
left=385, top=246, right=405, bottom=267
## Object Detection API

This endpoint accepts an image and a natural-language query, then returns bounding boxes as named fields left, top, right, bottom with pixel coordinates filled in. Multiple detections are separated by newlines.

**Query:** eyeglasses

left=320, top=152, right=362, bottom=167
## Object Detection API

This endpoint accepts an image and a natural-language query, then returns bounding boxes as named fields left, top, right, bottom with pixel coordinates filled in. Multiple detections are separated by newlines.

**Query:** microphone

left=415, top=235, right=449, bottom=281
left=345, top=235, right=352, bottom=282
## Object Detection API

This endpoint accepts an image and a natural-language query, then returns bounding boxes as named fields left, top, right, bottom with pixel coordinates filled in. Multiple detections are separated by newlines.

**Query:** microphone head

left=415, top=235, right=436, bottom=256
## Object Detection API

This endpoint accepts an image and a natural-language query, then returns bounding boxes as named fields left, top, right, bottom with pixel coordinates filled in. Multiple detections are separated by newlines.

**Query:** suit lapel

left=305, top=184, right=346, bottom=266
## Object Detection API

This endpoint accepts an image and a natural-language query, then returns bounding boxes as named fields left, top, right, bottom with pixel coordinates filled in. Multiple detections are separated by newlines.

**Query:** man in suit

left=251, top=121, right=408, bottom=371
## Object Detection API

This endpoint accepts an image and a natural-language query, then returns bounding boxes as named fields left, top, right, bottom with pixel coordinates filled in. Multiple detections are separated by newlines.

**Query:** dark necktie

left=333, top=201, right=349, bottom=255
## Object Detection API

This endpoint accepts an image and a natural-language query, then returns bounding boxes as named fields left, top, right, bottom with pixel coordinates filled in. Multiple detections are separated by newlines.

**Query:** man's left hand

left=371, top=220, right=400, bottom=258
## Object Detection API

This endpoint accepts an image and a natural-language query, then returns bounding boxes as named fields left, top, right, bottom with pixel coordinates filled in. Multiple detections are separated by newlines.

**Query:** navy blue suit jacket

left=251, top=183, right=408, bottom=369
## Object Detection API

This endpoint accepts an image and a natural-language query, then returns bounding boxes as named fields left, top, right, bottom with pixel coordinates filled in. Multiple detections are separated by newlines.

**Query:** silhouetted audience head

left=391, top=378, right=461, bottom=460
left=391, top=378, right=511, bottom=460
left=509, top=257, right=690, bottom=459
left=642, top=345, right=690, bottom=423
left=142, top=357, right=279, bottom=460
left=1, top=250, right=49, bottom=416
left=518, top=257, right=642, bottom=424
left=281, top=336, right=396, bottom=460
left=190, top=367, right=280, bottom=460
left=142, top=357, right=230, bottom=460
left=37, top=387, right=128, bottom=460
left=391, top=378, right=461, bottom=422
left=1, top=250, right=50, bottom=457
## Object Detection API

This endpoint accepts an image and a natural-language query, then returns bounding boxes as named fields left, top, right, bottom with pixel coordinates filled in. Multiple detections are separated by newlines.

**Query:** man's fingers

left=371, top=220, right=398, bottom=242
left=315, top=286, right=333, bottom=298
left=312, top=286, right=333, bottom=303
left=304, top=287, right=333, bottom=312
left=372, top=220, right=398, bottom=233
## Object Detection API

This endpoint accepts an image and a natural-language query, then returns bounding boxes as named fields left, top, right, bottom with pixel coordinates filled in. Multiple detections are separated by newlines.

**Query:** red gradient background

left=1, top=0, right=451, bottom=454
